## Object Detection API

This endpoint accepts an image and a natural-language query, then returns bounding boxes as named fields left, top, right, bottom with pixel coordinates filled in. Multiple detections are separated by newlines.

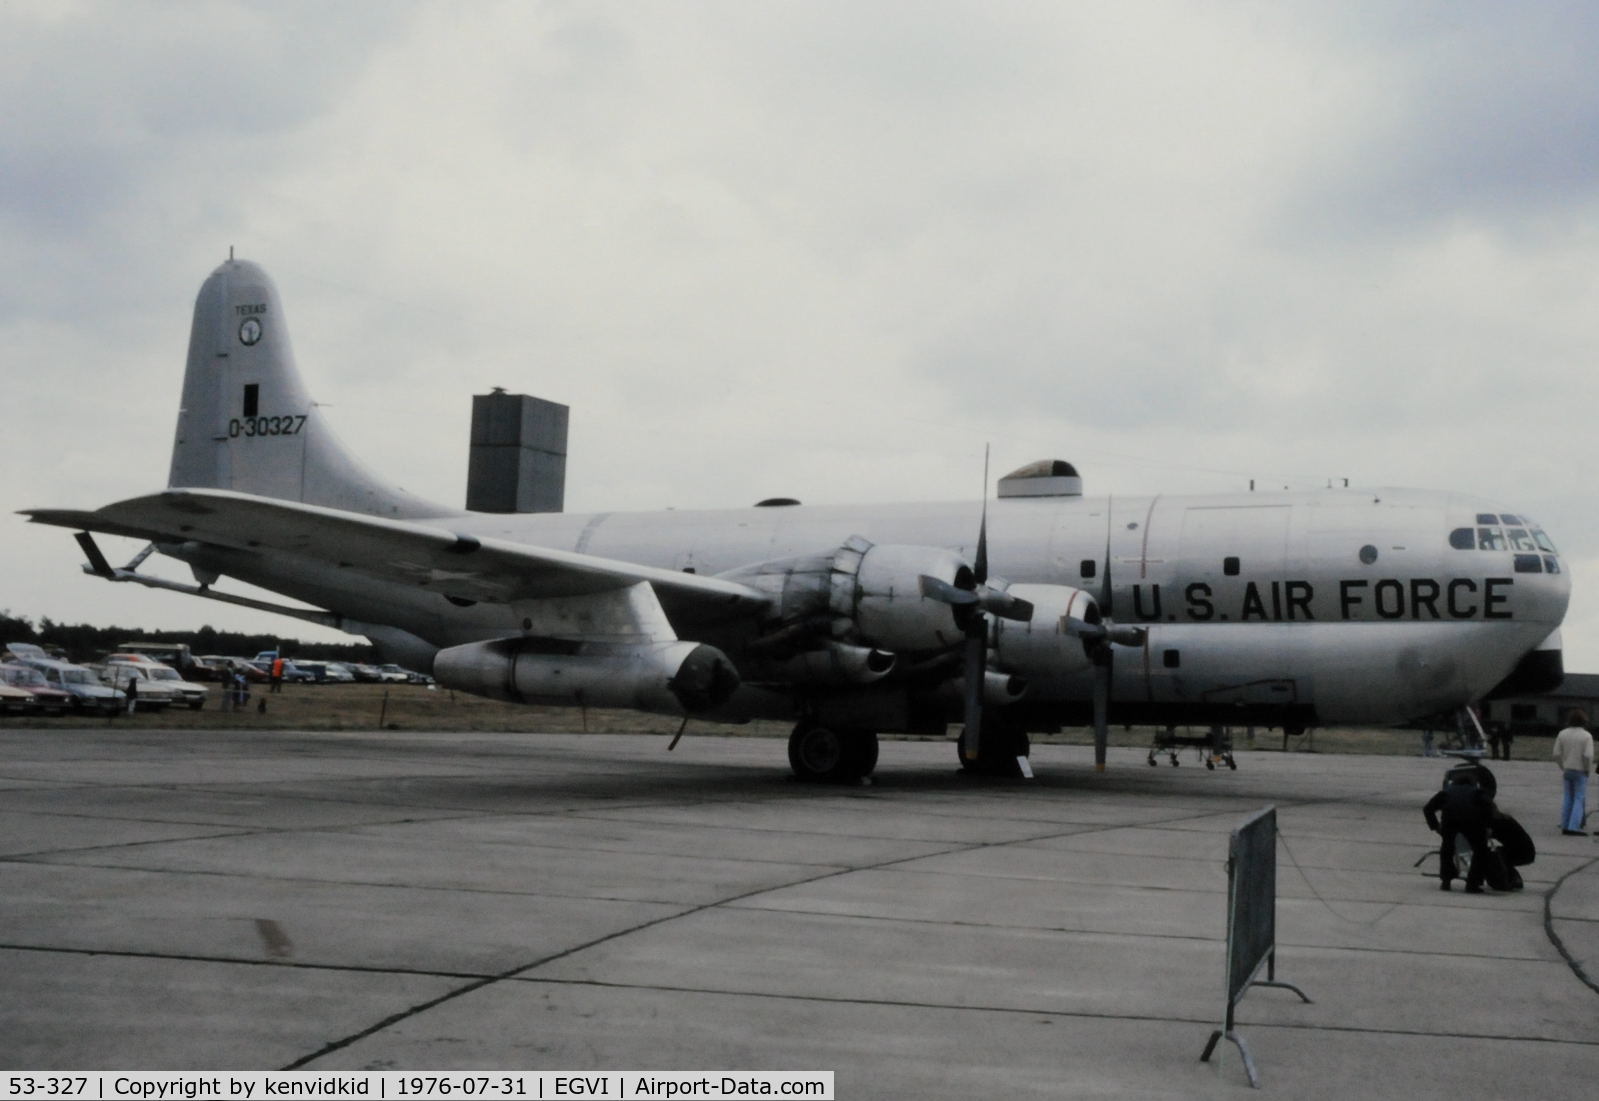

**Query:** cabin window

left=1359, top=544, right=1379, bottom=564
left=1545, top=556, right=1561, bottom=574
left=242, top=384, right=259, bottom=417
left=1449, top=528, right=1474, bottom=550
left=1080, top=559, right=1096, bottom=580
left=1514, top=554, right=1543, bottom=574
left=1478, top=528, right=1507, bottom=551
left=1162, top=649, right=1180, bottom=668
left=1223, top=557, right=1240, bottom=576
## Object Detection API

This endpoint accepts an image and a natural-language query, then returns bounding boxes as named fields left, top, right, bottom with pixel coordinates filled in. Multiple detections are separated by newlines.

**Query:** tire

left=959, top=722, right=1030, bottom=777
left=789, top=725, right=877, bottom=782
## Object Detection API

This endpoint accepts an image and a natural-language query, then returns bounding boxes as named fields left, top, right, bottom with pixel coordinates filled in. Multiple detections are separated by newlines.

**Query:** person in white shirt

left=1552, top=711, right=1595, bottom=835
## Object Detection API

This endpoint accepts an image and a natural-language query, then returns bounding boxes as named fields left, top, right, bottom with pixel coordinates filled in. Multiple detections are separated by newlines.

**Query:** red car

left=0, top=663, right=72, bottom=715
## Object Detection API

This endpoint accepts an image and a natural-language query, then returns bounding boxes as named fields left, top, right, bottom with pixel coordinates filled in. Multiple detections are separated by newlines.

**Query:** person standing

left=1552, top=710, right=1594, bottom=836
left=270, top=655, right=285, bottom=694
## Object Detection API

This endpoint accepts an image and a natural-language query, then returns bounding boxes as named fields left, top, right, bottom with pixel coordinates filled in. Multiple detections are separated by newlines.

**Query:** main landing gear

left=787, top=723, right=879, bottom=783
left=958, top=717, right=1032, bottom=778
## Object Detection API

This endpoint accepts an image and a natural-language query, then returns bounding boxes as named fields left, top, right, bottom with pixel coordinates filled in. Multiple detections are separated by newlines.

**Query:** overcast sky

left=5, top=1, right=1599, bottom=669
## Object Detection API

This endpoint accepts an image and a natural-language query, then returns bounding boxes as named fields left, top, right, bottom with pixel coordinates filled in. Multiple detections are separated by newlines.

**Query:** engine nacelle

left=990, top=583, right=1105, bottom=683
left=434, top=637, right=740, bottom=716
left=725, top=535, right=976, bottom=658
left=851, top=542, right=976, bottom=653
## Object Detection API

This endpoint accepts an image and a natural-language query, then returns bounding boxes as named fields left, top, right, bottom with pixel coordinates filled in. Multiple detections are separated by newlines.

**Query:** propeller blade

left=974, top=445, right=990, bottom=585
left=1092, top=507, right=1116, bottom=772
left=1092, top=647, right=1111, bottom=772
left=978, top=587, right=1033, bottom=622
left=1069, top=620, right=1146, bottom=648
left=920, top=574, right=980, bottom=606
left=957, top=626, right=986, bottom=764
left=1101, top=504, right=1113, bottom=614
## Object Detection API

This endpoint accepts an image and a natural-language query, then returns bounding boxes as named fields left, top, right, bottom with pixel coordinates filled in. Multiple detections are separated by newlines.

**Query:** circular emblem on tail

left=239, top=318, right=262, bottom=346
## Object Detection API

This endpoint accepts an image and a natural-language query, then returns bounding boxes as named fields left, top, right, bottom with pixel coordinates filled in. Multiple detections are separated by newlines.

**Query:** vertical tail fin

left=168, top=258, right=449, bottom=518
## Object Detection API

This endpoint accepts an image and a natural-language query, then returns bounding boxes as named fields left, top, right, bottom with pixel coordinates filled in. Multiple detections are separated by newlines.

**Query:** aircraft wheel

left=844, top=731, right=879, bottom=778
left=1227, top=757, right=1237, bottom=771
left=1206, top=758, right=1215, bottom=771
left=789, top=724, right=876, bottom=783
left=959, top=723, right=1030, bottom=777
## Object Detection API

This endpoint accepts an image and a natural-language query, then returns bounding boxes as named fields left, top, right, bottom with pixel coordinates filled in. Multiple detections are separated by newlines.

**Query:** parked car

left=19, top=659, right=124, bottom=713
left=374, top=663, right=416, bottom=684
left=94, top=664, right=181, bottom=710
left=246, top=659, right=317, bottom=684
left=0, top=663, right=73, bottom=715
left=201, top=657, right=269, bottom=683
left=295, top=660, right=354, bottom=684
left=106, top=660, right=209, bottom=710
left=4, top=641, right=63, bottom=664
left=0, top=678, right=39, bottom=715
left=346, top=663, right=384, bottom=682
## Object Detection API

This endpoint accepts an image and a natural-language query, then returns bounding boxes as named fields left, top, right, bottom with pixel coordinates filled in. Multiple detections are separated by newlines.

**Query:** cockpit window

left=1451, top=516, right=1559, bottom=556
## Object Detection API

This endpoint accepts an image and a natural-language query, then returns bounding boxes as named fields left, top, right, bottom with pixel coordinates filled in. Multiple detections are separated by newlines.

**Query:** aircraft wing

left=23, top=489, right=772, bottom=627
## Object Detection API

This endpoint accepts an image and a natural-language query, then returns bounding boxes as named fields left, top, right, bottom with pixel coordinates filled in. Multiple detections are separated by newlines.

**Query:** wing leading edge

left=23, top=489, right=772, bottom=631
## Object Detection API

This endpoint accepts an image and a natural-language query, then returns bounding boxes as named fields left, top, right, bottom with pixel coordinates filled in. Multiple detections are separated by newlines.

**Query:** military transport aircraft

left=23, top=258, right=1571, bottom=781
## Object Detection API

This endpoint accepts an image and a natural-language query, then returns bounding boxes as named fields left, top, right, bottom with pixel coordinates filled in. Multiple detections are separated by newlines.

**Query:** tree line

left=0, top=610, right=376, bottom=665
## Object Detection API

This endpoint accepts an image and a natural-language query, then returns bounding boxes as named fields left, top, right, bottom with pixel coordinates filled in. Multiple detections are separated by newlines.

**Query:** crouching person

left=1424, top=770, right=1495, bottom=893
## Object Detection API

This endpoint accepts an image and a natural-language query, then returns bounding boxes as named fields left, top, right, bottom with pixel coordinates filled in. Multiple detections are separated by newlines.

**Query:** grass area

left=11, top=682, right=1539, bottom=761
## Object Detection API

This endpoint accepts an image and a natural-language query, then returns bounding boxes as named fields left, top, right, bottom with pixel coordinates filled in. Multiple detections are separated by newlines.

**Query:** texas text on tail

left=25, top=258, right=1571, bottom=780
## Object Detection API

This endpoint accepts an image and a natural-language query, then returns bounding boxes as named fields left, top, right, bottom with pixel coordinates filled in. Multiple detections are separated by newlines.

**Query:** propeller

left=952, top=450, right=1033, bottom=773
left=956, top=496, right=993, bottom=769
left=915, top=450, right=1034, bottom=772
left=1072, top=505, right=1145, bottom=772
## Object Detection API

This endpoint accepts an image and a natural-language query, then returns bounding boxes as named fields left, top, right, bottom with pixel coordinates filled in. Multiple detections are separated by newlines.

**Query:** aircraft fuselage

left=173, top=484, right=1568, bottom=731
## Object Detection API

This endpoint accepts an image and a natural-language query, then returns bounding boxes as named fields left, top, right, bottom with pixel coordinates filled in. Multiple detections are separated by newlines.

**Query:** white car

left=134, top=662, right=209, bottom=710
left=96, top=664, right=181, bottom=710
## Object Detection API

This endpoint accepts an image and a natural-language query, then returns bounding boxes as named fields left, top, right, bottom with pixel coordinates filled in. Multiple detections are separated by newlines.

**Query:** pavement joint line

left=0, top=941, right=485, bottom=980
left=1, top=854, right=846, bottom=905
left=1, top=828, right=264, bottom=862
left=714, top=899, right=1565, bottom=963
left=511, top=976, right=1599, bottom=1049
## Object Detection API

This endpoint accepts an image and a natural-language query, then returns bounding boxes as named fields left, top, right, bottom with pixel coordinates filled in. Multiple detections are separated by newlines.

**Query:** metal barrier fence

left=1200, top=805, right=1312, bottom=1088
